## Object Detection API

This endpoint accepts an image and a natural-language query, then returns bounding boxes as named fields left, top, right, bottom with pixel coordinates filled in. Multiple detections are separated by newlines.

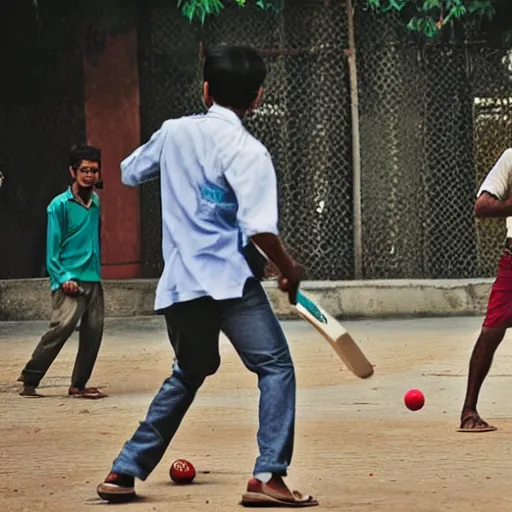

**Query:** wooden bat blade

left=295, top=291, right=374, bottom=379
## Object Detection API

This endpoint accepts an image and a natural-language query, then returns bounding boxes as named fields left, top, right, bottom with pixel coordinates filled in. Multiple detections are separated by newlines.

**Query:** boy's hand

left=278, top=262, right=304, bottom=305
left=249, top=233, right=305, bottom=304
left=62, top=280, right=79, bottom=296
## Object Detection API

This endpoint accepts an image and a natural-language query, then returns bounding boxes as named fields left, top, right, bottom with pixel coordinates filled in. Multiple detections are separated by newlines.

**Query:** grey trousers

left=18, top=282, right=104, bottom=389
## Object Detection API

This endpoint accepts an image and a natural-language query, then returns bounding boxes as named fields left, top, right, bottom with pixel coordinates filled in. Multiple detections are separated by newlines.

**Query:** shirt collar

left=64, top=187, right=74, bottom=200
left=207, top=103, right=243, bottom=127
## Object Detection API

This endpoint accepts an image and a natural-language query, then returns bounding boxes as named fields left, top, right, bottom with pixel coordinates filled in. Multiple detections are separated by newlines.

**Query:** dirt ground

left=2, top=315, right=512, bottom=512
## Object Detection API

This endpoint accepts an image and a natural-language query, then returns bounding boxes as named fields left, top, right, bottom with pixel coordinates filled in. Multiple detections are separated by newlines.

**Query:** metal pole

left=346, top=0, right=363, bottom=279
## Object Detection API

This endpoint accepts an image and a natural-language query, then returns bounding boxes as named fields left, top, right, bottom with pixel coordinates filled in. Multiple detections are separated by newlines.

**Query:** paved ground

left=2, top=315, right=512, bottom=512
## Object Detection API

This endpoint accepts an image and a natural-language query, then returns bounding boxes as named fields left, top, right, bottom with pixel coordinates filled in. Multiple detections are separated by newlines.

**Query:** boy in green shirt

left=18, top=144, right=106, bottom=400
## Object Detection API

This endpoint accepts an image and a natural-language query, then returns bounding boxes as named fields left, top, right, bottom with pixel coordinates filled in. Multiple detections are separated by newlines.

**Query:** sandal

left=97, top=472, right=136, bottom=503
left=241, top=476, right=319, bottom=508
left=19, top=385, right=45, bottom=398
left=68, top=386, right=108, bottom=399
left=457, top=412, right=497, bottom=433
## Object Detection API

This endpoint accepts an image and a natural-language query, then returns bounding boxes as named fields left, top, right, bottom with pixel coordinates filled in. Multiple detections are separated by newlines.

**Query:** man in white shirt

left=96, top=45, right=318, bottom=507
left=459, top=148, right=512, bottom=433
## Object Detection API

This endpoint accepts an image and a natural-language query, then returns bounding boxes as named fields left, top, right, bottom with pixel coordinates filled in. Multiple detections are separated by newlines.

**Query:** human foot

left=241, top=474, right=319, bottom=507
left=19, top=384, right=44, bottom=397
left=69, top=386, right=107, bottom=399
left=458, top=410, right=497, bottom=432
left=96, top=472, right=136, bottom=502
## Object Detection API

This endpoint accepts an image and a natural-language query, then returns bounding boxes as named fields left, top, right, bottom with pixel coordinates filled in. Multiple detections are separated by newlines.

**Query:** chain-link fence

left=139, top=1, right=353, bottom=280
left=357, top=11, right=481, bottom=279
left=357, top=10, right=512, bottom=279
left=139, top=1, right=512, bottom=280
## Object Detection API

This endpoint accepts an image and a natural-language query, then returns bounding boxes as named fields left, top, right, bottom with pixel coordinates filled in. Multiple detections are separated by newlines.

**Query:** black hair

left=69, top=144, right=101, bottom=170
left=203, top=45, right=267, bottom=110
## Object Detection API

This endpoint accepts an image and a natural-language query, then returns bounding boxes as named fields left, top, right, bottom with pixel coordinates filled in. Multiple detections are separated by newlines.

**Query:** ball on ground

left=404, top=389, right=425, bottom=411
left=170, top=459, right=196, bottom=484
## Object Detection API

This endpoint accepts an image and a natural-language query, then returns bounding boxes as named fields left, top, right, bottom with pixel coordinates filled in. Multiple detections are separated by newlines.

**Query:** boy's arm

left=250, top=233, right=298, bottom=279
left=121, top=123, right=168, bottom=187
left=475, top=148, right=512, bottom=218
left=475, top=193, right=512, bottom=218
left=225, top=148, right=303, bottom=303
left=46, top=207, right=74, bottom=288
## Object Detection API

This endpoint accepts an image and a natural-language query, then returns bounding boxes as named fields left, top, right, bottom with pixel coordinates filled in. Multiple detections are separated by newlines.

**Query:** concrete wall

left=0, top=278, right=494, bottom=322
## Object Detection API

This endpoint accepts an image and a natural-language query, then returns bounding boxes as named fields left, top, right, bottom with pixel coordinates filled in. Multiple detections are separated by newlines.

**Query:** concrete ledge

left=0, top=278, right=494, bottom=321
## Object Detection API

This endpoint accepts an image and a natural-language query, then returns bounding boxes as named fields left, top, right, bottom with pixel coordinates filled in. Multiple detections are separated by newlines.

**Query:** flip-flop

left=96, top=482, right=136, bottom=503
left=241, top=491, right=319, bottom=507
left=19, top=390, right=45, bottom=398
left=241, top=479, right=319, bottom=508
left=69, top=387, right=108, bottom=399
left=458, top=425, right=497, bottom=433
left=457, top=415, right=497, bottom=433
left=19, top=385, right=45, bottom=398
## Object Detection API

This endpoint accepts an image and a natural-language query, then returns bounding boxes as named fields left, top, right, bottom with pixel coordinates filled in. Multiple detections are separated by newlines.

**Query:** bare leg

left=459, top=326, right=506, bottom=432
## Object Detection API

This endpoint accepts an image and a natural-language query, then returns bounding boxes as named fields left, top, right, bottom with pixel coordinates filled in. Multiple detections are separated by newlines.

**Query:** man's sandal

left=241, top=476, right=319, bottom=508
left=19, top=385, right=45, bottom=398
left=457, top=413, right=497, bottom=433
left=68, top=387, right=108, bottom=399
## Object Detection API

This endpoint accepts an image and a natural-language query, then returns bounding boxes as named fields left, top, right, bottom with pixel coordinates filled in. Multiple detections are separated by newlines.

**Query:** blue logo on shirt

left=199, top=182, right=238, bottom=228
left=200, top=183, right=236, bottom=209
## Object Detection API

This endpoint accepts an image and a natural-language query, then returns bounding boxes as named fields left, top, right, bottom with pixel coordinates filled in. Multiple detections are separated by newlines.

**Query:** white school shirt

left=121, top=104, right=279, bottom=310
left=478, top=148, right=512, bottom=238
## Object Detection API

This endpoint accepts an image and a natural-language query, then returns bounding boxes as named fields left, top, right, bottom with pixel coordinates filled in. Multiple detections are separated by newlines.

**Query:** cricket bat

left=243, top=240, right=373, bottom=378
left=295, top=291, right=374, bottom=379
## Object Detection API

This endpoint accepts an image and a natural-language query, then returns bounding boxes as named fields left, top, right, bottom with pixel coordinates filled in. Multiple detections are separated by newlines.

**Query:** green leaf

left=422, top=0, right=441, bottom=10
left=177, top=0, right=283, bottom=22
left=421, top=17, right=440, bottom=37
left=467, top=0, right=495, bottom=18
left=256, top=0, right=283, bottom=11
left=389, top=0, right=407, bottom=11
left=406, top=16, right=420, bottom=31
left=446, top=0, right=463, bottom=8
left=449, top=5, right=468, bottom=17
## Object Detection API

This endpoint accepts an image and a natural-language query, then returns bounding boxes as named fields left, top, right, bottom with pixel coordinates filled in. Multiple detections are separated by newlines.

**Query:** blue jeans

left=111, top=278, right=296, bottom=480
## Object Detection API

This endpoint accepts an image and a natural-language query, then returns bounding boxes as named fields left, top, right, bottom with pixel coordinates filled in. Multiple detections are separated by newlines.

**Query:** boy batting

left=459, top=148, right=512, bottom=432
left=96, top=45, right=318, bottom=507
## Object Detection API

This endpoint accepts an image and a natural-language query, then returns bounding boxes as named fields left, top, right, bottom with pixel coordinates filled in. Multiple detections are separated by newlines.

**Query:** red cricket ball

left=169, top=459, right=196, bottom=484
left=404, top=389, right=425, bottom=411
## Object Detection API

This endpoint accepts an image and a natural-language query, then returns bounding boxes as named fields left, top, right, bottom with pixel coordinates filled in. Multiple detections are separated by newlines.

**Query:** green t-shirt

left=46, top=187, right=101, bottom=291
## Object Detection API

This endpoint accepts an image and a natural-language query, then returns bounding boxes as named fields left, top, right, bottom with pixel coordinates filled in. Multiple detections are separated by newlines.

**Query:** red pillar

left=83, top=31, right=142, bottom=279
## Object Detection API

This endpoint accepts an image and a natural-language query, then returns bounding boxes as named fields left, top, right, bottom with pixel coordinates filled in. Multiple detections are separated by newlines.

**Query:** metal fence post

left=346, top=0, right=363, bottom=279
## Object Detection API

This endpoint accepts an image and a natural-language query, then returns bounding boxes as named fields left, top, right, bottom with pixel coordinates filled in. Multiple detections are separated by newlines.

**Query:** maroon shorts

left=483, top=252, right=512, bottom=328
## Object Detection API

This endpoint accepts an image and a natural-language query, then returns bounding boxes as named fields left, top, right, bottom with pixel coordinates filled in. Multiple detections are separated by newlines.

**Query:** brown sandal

left=241, top=477, right=319, bottom=508
left=68, top=387, right=108, bottom=399
left=457, top=412, right=497, bottom=433
left=19, top=385, right=45, bottom=398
